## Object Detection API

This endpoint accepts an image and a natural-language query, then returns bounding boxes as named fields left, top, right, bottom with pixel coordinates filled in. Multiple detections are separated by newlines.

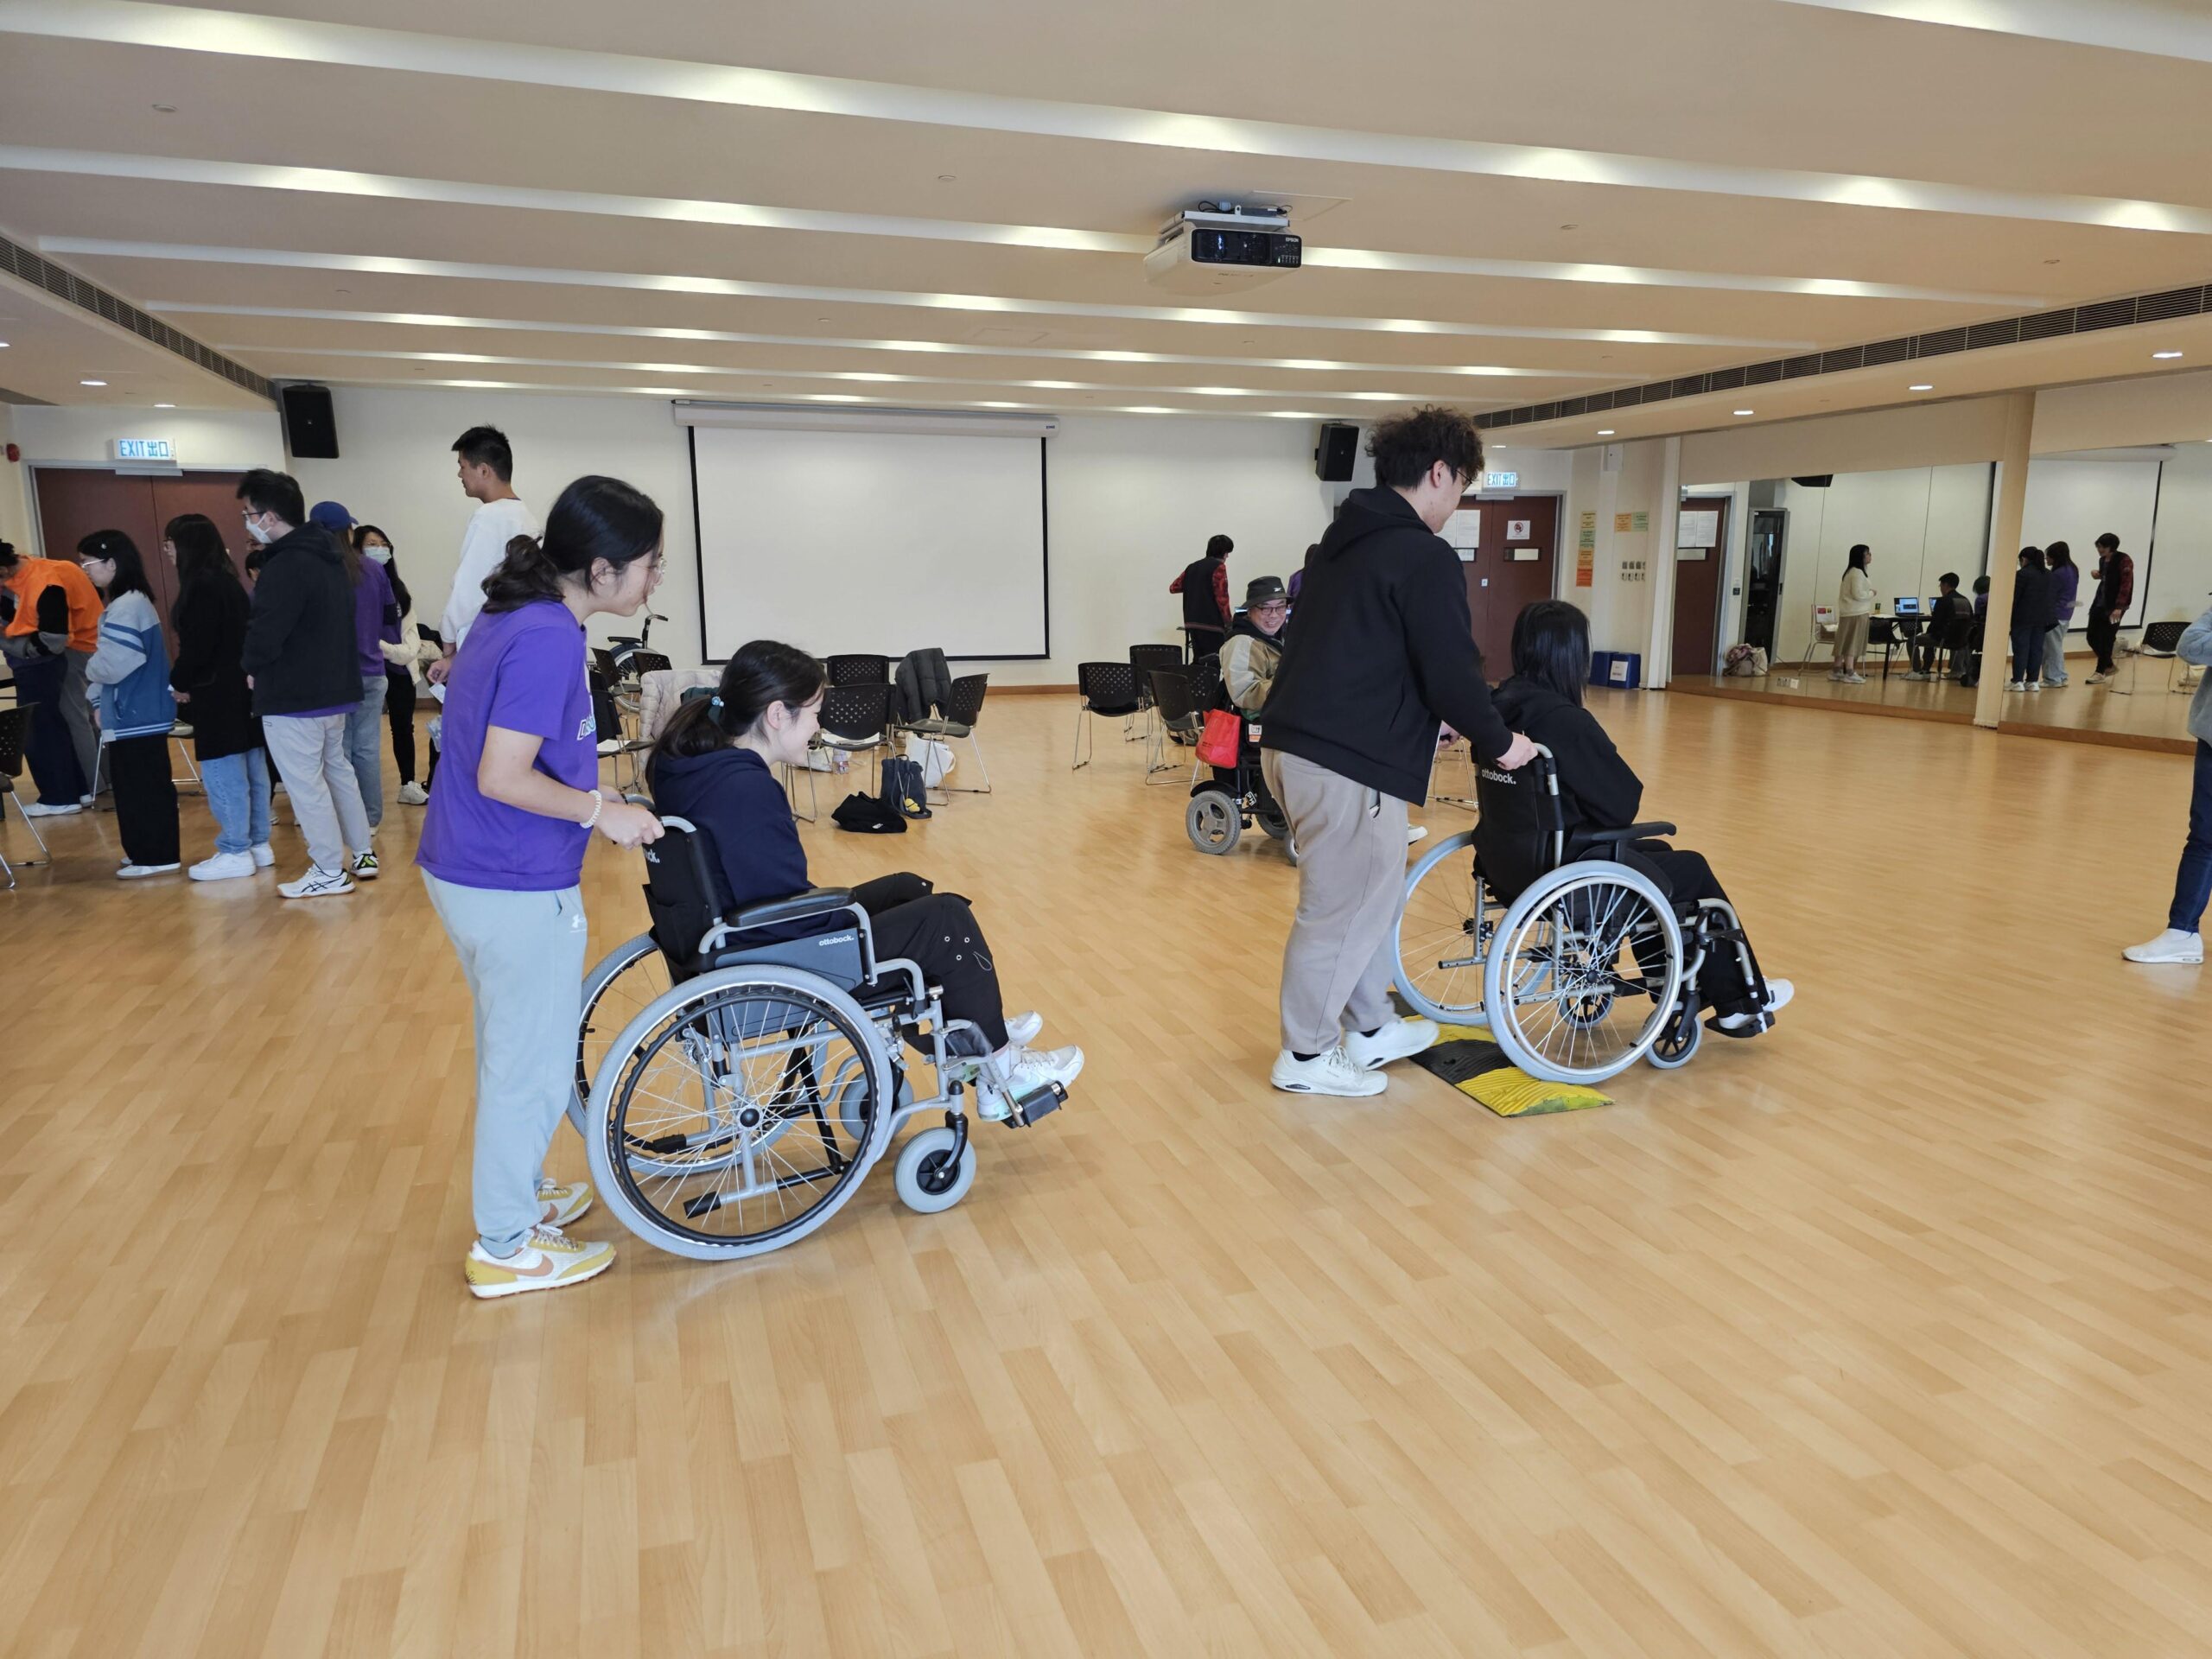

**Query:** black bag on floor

left=879, top=754, right=931, bottom=819
left=833, top=792, right=906, bottom=834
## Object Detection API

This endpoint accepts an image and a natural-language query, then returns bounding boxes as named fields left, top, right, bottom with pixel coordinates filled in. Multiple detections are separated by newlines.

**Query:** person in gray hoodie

left=77, top=530, right=179, bottom=875
left=2123, top=603, right=2212, bottom=963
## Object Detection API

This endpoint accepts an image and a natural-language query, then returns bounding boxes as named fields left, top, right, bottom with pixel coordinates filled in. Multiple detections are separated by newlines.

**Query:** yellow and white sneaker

left=537, top=1178, right=593, bottom=1227
left=464, top=1226, right=614, bottom=1300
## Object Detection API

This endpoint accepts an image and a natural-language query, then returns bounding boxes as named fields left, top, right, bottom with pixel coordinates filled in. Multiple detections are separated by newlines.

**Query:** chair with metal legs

left=899, top=673, right=994, bottom=798
left=817, top=682, right=895, bottom=793
left=0, top=706, right=52, bottom=889
left=1072, top=664, right=1144, bottom=770
left=2114, top=620, right=2187, bottom=696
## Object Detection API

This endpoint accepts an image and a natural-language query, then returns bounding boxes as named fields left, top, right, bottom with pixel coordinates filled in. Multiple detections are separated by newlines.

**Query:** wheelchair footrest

left=1004, top=1083, right=1066, bottom=1128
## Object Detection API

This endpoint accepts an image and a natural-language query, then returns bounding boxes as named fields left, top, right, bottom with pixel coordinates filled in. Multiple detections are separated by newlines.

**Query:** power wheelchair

left=1394, top=747, right=1774, bottom=1085
left=574, top=816, right=1067, bottom=1260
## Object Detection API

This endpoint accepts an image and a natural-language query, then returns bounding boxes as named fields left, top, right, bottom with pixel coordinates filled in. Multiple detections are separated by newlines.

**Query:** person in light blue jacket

left=2125, top=602, right=2212, bottom=963
left=77, top=531, right=180, bottom=877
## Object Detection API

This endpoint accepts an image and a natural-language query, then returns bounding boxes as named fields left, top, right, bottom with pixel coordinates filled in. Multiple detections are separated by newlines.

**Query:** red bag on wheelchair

left=1195, top=708, right=1244, bottom=770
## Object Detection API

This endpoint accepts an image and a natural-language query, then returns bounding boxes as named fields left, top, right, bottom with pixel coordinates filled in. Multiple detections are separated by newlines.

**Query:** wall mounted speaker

left=1314, top=422, right=1358, bottom=482
left=281, top=383, right=339, bottom=461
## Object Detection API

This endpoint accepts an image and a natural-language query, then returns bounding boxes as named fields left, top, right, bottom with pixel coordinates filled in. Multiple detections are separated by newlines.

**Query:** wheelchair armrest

left=728, top=887, right=857, bottom=932
left=1572, top=821, right=1677, bottom=853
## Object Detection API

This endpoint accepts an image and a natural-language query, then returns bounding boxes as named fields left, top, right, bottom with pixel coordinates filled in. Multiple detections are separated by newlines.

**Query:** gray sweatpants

left=1262, top=749, right=1411, bottom=1055
left=61, top=648, right=99, bottom=795
left=423, top=873, right=588, bottom=1255
left=262, top=712, right=372, bottom=874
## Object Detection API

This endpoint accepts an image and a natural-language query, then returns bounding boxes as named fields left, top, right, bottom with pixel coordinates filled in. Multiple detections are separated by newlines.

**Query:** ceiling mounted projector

left=1143, top=201, right=1302, bottom=294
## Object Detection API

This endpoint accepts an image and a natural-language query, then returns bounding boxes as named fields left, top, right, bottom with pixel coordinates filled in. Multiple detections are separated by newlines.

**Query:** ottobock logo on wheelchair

left=1478, top=766, right=1519, bottom=786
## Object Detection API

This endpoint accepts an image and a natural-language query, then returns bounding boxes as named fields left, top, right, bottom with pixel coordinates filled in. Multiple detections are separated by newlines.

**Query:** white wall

left=2145, top=447, right=2212, bottom=628
left=9, top=404, right=283, bottom=479
left=0, top=404, right=29, bottom=554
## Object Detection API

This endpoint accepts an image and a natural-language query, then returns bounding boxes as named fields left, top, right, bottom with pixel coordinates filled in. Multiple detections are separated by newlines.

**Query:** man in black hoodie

left=238, top=467, right=374, bottom=899
left=1260, top=406, right=1535, bottom=1098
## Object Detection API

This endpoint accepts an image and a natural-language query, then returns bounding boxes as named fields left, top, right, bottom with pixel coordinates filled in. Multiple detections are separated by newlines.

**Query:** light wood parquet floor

left=3, top=690, right=2211, bottom=1658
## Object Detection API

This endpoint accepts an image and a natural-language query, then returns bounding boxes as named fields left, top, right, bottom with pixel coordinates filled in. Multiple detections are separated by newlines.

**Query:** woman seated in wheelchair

left=646, top=639, right=1084, bottom=1115
left=1494, top=601, right=1792, bottom=1035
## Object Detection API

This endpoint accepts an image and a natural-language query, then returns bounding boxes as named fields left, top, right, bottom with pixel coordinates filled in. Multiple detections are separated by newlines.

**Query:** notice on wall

left=1615, top=512, right=1634, bottom=533
left=1443, top=508, right=1482, bottom=550
left=1506, top=518, right=1532, bottom=541
left=1577, top=512, right=1597, bottom=588
left=1512, top=546, right=1541, bottom=562
left=1676, top=508, right=1720, bottom=549
left=1632, top=511, right=1649, bottom=532
left=1677, top=547, right=1708, bottom=562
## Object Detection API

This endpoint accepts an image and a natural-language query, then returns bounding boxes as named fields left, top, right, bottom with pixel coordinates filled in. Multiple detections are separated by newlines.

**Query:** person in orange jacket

left=0, top=538, right=104, bottom=811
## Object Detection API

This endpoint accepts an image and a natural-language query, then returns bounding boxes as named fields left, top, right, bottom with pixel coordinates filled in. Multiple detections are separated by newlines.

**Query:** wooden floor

left=1675, top=658, right=2202, bottom=753
left=4, top=692, right=2212, bottom=1659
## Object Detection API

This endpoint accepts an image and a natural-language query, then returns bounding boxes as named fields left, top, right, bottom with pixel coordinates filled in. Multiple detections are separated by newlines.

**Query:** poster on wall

left=1676, top=508, right=1720, bottom=548
left=1615, top=512, right=1633, bottom=533
left=1577, top=511, right=1597, bottom=588
left=1506, top=518, right=1532, bottom=541
left=1443, top=508, right=1482, bottom=549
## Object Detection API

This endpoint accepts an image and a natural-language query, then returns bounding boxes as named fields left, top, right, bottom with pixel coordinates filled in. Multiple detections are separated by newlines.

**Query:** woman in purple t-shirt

left=418, top=475, right=666, bottom=1300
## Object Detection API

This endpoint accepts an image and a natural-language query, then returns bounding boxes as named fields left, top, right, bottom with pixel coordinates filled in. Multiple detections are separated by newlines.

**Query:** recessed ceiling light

left=0, top=340, right=9, bottom=348
left=2153, top=350, right=2184, bottom=359
left=1909, top=383, right=1933, bottom=391
left=80, top=378, right=106, bottom=387
left=1597, top=429, right=1615, bottom=435
left=1733, top=408, right=1755, bottom=416
left=155, top=402, right=175, bottom=408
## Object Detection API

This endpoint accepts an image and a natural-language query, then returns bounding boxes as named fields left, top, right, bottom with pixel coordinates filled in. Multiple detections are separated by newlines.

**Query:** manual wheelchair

left=1394, top=747, right=1773, bottom=1085
left=573, top=816, right=1067, bottom=1261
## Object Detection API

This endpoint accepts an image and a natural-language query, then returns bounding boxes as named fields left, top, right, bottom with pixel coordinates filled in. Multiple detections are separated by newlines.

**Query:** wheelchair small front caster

left=895, top=1123, right=976, bottom=1213
left=1647, top=998, right=1702, bottom=1069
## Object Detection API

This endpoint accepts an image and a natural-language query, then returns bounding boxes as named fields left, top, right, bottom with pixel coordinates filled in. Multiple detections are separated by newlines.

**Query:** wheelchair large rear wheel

left=1395, top=830, right=1491, bottom=1027
left=1187, top=789, right=1242, bottom=855
left=572, top=931, right=671, bottom=1140
left=587, top=967, right=897, bottom=1259
left=1483, top=863, right=1682, bottom=1085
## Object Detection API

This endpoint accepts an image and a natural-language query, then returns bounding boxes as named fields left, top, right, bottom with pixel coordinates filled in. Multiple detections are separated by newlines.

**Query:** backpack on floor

left=879, top=755, right=932, bottom=820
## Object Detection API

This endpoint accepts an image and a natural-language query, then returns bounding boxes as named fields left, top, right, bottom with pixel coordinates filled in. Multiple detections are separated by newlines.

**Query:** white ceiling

left=2, top=0, right=2210, bottom=435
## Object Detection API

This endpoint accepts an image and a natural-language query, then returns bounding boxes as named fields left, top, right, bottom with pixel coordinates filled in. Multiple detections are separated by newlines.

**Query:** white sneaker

left=1271, top=1045, right=1388, bottom=1097
left=1407, top=824, right=1429, bottom=846
left=2087, top=671, right=2113, bottom=685
left=249, top=842, right=274, bottom=868
left=2025, top=680, right=2043, bottom=692
left=190, top=850, right=256, bottom=881
left=21, top=799, right=81, bottom=817
left=279, top=865, right=355, bottom=899
left=1004, top=1010, right=1044, bottom=1047
left=2123, top=929, right=2203, bottom=964
left=982, top=1044, right=1084, bottom=1119
left=464, top=1226, right=614, bottom=1300
left=1716, top=978, right=1795, bottom=1033
left=351, top=849, right=380, bottom=880
left=596, top=738, right=623, bottom=755
left=79, top=793, right=96, bottom=807
left=117, top=861, right=181, bottom=879
left=1343, top=1016, right=1441, bottom=1070
left=2005, top=680, right=2025, bottom=691
left=1845, top=672, right=1868, bottom=683
left=396, top=781, right=429, bottom=806
left=537, top=1179, right=594, bottom=1227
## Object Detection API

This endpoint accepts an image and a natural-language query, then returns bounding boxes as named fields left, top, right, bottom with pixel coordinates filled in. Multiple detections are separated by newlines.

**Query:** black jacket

left=1927, top=589, right=1973, bottom=645
left=1260, top=486, right=1513, bottom=803
left=2010, top=563, right=2055, bottom=631
left=649, top=747, right=823, bottom=941
left=239, top=525, right=361, bottom=717
left=1491, top=678, right=1643, bottom=838
left=168, top=572, right=260, bottom=760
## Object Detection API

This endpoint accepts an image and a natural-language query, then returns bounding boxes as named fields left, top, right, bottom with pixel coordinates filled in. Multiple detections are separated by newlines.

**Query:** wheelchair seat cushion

left=732, top=887, right=855, bottom=931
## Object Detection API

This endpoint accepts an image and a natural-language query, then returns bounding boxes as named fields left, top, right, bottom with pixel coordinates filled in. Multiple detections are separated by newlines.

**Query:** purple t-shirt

left=416, top=600, right=598, bottom=892
left=353, top=556, right=397, bottom=678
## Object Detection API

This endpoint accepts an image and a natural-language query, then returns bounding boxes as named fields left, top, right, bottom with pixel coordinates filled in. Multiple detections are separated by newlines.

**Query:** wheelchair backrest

left=1470, top=748, right=1566, bottom=904
left=639, top=817, right=725, bottom=970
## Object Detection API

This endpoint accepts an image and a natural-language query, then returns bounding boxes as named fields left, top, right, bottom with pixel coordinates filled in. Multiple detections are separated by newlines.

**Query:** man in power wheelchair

left=572, top=641, right=1081, bottom=1261
left=1186, top=576, right=1294, bottom=855
left=1395, top=601, right=1790, bottom=1085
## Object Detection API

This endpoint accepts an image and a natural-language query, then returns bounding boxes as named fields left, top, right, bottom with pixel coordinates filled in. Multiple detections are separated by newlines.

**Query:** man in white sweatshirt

left=426, top=424, right=538, bottom=688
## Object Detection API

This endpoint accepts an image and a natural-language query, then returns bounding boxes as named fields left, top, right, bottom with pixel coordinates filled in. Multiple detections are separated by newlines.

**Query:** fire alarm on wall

left=4, top=442, right=18, bottom=462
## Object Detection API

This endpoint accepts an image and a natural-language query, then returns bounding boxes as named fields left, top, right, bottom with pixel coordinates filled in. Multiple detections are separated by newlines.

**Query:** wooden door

left=1461, top=494, right=1560, bottom=677
left=32, top=469, right=246, bottom=652
left=1670, top=494, right=1730, bottom=678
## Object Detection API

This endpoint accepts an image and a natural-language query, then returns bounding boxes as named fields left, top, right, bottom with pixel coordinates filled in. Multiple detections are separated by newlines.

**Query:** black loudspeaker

left=1314, top=421, right=1358, bottom=482
left=281, top=383, right=340, bottom=460
left=1791, top=474, right=1833, bottom=488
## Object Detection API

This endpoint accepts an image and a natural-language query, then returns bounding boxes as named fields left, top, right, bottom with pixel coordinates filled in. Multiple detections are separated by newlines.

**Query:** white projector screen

left=690, top=424, right=1049, bottom=660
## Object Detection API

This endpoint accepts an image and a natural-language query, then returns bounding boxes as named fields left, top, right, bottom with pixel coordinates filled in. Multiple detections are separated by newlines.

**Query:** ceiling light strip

left=149, top=303, right=1622, bottom=378
left=0, top=145, right=2040, bottom=306
left=3, top=0, right=2202, bottom=233
left=47, top=238, right=1811, bottom=349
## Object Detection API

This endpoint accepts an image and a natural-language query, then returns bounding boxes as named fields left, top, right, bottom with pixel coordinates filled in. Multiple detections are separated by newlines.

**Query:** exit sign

left=1481, top=470, right=1518, bottom=490
left=111, top=437, right=175, bottom=461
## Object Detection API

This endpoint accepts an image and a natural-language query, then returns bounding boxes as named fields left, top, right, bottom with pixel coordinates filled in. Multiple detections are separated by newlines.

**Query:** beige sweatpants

left=1262, top=749, right=1411, bottom=1055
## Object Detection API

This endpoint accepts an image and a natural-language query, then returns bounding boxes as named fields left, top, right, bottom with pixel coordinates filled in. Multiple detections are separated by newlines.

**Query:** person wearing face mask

left=77, top=531, right=180, bottom=876
left=356, top=524, right=435, bottom=806
left=308, top=501, right=402, bottom=849
left=238, top=468, right=375, bottom=899
left=416, top=476, right=668, bottom=1300
left=0, top=537, right=103, bottom=813
left=646, top=639, right=1084, bottom=1122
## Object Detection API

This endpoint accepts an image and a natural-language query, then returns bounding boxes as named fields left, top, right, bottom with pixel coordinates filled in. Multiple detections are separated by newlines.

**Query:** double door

left=32, top=467, right=252, bottom=654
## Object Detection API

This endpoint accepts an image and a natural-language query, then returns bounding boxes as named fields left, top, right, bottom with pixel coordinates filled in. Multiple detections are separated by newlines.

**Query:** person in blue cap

left=309, top=499, right=402, bottom=859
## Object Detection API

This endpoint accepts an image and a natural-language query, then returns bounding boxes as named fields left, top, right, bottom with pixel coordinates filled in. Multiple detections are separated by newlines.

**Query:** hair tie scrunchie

left=709, top=695, right=723, bottom=709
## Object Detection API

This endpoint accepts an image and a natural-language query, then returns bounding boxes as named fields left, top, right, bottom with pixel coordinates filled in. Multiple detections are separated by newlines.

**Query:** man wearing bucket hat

left=1221, top=575, right=1289, bottom=715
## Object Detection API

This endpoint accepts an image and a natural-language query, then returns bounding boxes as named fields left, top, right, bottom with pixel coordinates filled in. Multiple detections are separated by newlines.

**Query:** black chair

left=1185, top=653, right=1223, bottom=716
left=827, top=653, right=891, bottom=688
left=817, top=681, right=894, bottom=791
left=0, top=704, right=49, bottom=890
left=2117, top=619, right=2190, bottom=696
left=901, top=672, right=992, bottom=796
left=1143, top=668, right=1204, bottom=785
left=1072, top=663, right=1144, bottom=769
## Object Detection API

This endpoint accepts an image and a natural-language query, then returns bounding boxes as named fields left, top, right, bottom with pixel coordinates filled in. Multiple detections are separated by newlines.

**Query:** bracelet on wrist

left=582, top=788, right=604, bottom=830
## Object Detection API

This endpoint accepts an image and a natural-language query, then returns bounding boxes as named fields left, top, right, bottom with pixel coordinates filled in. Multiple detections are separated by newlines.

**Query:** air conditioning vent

left=2075, top=298, right=2138, bottom=332
left=1915, top=327, right=1967, bottom=358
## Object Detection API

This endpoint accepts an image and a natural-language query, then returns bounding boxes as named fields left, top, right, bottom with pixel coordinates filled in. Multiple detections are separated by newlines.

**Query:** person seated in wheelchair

left=1222, top=575, right=1288, bottom=715
left=645, top=639, right=1084, bottom=1115
left=1493, top=601, right=1792, bottom=1036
